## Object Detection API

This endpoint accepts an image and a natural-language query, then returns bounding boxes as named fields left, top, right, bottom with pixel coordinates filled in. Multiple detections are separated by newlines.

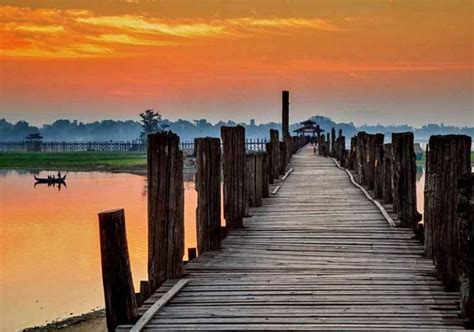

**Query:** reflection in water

left=34, top=181, right=67, bottom=191
left=0, top=170, right=199, bottom=331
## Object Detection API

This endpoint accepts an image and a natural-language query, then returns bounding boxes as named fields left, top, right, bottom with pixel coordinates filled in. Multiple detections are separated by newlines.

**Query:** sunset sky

left=0, top=0, right=472, bottom=126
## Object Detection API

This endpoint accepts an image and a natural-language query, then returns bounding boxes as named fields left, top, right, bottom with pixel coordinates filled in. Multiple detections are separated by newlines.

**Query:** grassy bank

left=0, top=151, right=147, bottom=172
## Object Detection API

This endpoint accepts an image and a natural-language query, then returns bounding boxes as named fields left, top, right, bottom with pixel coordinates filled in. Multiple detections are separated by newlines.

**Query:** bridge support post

left=246, top=153, right=256, bottom=208
left=382, top=143, right=393, bottom=203
left=392, top=132, right=420, bottom=231
left=280, top=141, right=287, bottom=174
left=147, top=131, right=184, bottom=292
left=373, top=134, right=385, bottom=199
left=269, top=129, right=281, bottom=179
left=366, top=134, right=376, bottom=190
left=195, top=137, right=222, bottom=254
left=98, top=209, right=138, bottom=332
left=356, top=132, right=368, bottom=185
left=424, top=134, right=471, bottom=289
left=262, top=152, right=270, bottom=198
left=458, top=174, right=474, bottom=322
left=221, top=126, right=246, bottom=229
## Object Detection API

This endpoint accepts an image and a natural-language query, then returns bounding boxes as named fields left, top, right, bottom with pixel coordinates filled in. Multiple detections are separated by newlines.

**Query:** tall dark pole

left=282, top=90, right=289, bottom=141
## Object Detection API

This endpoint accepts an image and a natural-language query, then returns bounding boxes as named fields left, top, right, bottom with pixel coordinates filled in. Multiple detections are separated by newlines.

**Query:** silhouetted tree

left=139, top=109, right=167, bottom=141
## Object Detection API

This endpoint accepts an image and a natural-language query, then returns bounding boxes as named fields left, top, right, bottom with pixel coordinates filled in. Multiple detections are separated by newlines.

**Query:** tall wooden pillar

left=147, top=131, right=184, bottom=292
left=195, top=137, right=221, bottom=254
left=282, top=90, right=289, bottom=141
left=221, top=126, right=246, bottom=229
left=424, top=134, right=471, bottom=288
left=392, top=132, right=420, bottom=231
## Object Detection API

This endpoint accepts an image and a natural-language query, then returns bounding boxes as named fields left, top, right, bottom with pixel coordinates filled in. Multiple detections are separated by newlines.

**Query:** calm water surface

left=0, top=170, right=200, bottom=331
left=1, top=168, right=426, bottom=331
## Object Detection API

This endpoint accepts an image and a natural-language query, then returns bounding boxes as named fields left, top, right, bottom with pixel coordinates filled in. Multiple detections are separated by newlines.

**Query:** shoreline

left=23, top=309, right=106, bottom=332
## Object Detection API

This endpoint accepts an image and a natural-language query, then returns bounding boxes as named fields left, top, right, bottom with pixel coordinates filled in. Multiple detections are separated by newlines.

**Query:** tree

left=139, top=109, right=167, bottom=141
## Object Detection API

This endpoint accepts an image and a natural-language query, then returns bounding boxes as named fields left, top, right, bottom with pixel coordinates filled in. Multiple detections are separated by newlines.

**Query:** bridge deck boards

left=123, top=145, right=465, bottom=331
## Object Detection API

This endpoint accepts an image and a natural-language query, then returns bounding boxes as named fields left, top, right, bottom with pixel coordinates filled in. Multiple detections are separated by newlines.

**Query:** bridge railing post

left=392, top=132, right=421, bottom=232
left=195, top=137, right=222, bottom=254
left=373, top=134, right=385, bottom=199
left=221, top=126, right=246, bottom=229
left=147, top=131, right=184, bottom=292
left=424, top=134, right=471, bottom=289
left=382, top=143, right=393, bottom=204
left=458, top=173, right=474, bottom=320
left=98, top=209, right=138, bottom=332
left=269, top=129, right=281, bottom=179
left=279, top=141, right=287, bottom=174
left=356, top=132, right=368, bottom=185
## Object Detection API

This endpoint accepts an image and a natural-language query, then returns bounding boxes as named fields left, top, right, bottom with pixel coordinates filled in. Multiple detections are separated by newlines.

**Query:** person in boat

left=57, top=171, right=61, bottom=179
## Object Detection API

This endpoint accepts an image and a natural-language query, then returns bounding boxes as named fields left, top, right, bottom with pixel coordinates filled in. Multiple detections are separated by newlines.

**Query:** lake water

left=0, top=170, right=200, bottom=331
left=1, top=168, right=425, bottom=331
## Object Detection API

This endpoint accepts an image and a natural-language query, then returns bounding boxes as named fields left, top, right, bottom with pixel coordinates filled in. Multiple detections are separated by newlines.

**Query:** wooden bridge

left=98, top=92, right=472, bottom=331
left=113, top=144, right=466, bottom=331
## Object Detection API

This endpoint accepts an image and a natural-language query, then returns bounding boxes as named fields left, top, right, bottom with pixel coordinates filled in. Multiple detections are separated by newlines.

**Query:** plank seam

left=329, top=157, right=396, bottom=227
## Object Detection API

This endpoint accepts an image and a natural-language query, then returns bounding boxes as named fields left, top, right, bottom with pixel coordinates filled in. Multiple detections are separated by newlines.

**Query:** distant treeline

left=0, top=116, right=472, bottom=144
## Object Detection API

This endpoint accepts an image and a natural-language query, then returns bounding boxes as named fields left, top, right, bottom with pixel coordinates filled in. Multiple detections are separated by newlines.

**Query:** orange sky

left=0, top=0, right=473, bottom=125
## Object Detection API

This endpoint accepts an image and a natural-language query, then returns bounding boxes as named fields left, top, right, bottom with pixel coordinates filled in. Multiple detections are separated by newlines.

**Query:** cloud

left=0, top=5, right=346, bottom=58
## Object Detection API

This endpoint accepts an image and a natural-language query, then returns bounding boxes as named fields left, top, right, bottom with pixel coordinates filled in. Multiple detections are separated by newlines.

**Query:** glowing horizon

left=0, top=0, right=473, bottom=126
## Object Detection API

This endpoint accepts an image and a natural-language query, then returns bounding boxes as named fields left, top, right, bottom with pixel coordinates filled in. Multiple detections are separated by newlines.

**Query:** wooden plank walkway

left=122, top=145, right=465, bottom=331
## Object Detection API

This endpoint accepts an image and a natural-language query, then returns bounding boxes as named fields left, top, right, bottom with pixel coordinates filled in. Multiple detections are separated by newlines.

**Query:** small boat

left=34, top=174, right=67, bottom=184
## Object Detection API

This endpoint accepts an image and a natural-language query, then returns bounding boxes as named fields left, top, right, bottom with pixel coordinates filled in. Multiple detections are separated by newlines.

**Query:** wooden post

left=356, top=132, right=368, bottom=185
left=265, top=142, right=274, bottom=184
left=325, top=133, right=330, bottom=157
left=195, top=137, right=221, bottom=254
left=147, top=131, right=184, bottom=292
left=254, top=153, right=265, bottom=206
left=279, top=141, right=287, bottom=174
left=221, top=126, right=246, bottom=229
left=458, top=174, right=474, bottom=320
left=424, top=134, right=471, bottom=288
left=98, top=209, right=137, bottom=331
left=282, top=90, right=289, bottom=142
left=262, top=152, right=270, bottom=198
left=373, top=134, right=384, bottom=199
left=339, top=136, right=346, bottom=167
left=382, top=143, right=393, bottom=203
left=348, top=136, right=357, bottom=171
left=269, top=129, right=281, bottom=179
left=331, top=127, right=336, bottom=156
left=392, top=132, right=420, bottom=232
left=246, top=153, right=257, bottom=207
left=366, top=134, right=376, bottom=190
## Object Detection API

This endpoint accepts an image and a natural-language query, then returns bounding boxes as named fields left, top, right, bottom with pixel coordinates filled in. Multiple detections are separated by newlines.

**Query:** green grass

left=0, top=151, right=147, bottom=171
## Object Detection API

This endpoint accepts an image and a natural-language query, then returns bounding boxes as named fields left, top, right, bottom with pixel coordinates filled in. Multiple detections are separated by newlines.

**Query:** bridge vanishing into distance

left=97, top=91, right=472, bottom=331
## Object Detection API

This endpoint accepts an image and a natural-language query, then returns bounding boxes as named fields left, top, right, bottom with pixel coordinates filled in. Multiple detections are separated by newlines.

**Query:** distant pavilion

left=293, top=119, right=325, bottom=138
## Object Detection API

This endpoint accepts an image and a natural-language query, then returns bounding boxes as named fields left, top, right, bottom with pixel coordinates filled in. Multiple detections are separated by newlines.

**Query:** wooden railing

left=0, top=138, right=268, bottom=153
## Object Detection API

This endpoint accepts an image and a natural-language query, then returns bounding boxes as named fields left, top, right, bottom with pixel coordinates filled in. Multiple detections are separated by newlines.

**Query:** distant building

left=293, top=119, right=325, bottom=138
